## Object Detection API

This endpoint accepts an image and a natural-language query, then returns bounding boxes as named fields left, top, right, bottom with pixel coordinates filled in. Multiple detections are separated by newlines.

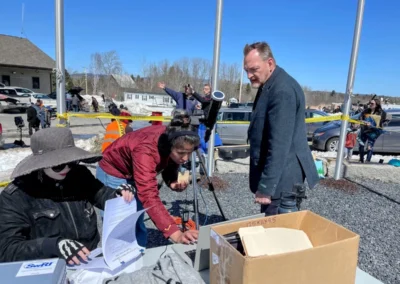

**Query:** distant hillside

left=304, top=89, right=400, bottom=109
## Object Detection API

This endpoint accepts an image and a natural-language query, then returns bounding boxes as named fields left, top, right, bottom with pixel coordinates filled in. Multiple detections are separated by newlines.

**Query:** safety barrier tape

left=0, top=181, right=9, bottom=187
left=0, top=113, right=389, bottom=188
left=56, top=112, right=378, bottom=127
left=57, top=113, right=172, bottom=121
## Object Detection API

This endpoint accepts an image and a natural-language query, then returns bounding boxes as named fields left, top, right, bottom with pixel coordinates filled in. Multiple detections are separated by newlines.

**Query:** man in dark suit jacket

left=243, top=42, right=319, bottom=215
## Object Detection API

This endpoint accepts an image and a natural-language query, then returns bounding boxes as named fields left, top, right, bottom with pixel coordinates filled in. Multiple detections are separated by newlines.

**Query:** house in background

left=124, top=92, right=176, bottom=107
left=70, top=73, right=137, bottom=100
left=0, top=34, right=55, bottom=94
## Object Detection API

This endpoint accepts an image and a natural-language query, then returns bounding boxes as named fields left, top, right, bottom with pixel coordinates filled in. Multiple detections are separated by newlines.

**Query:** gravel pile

left=145, top=173, right=399, bottom=284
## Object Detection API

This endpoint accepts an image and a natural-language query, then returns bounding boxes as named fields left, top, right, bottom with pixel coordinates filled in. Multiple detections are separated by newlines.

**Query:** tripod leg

left=191, top=152, right=200, bottom=230
left=195, top=150, right=227, bottom=221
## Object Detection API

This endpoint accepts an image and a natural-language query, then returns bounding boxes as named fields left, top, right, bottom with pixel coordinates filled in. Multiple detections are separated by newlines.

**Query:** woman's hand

left=170, top=181, right=189, bottom=192
left=170, top=230, right=199, bottom=244
left=56, top=239, right=90, bottom=265
left=116, top=184, right=136, bottom=203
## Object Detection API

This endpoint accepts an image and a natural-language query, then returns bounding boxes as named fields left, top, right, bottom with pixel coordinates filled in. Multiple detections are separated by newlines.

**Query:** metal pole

left=207, top=0, right=223, bottom=177
left=238, top=59, right=244, bottom=103
left=191, top=152, right=200, bottom=230
left=334, top=0, right=365, bottom=180
left=55, top=0, right=66, bottom=124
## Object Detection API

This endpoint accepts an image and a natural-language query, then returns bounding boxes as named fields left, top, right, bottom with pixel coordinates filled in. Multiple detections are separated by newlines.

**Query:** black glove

left=115, top=184, right=137, bottom=197
left=56, top=239, right=85, bottom=262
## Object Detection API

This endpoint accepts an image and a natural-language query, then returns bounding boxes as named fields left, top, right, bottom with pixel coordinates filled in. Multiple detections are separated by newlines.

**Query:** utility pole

left=55, top=0, right=66, bottom=125
left=206, top=0, right=223, bottom=177
left=334, top=0, right=365, bottom=179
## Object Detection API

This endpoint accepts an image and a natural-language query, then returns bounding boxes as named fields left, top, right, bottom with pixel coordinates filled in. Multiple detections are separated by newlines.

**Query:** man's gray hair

left=243, top=42, right=275, bottom=61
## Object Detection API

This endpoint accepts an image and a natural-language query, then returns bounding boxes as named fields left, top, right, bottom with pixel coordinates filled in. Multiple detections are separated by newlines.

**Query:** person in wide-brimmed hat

left=0, top=127, right=135, bottom=265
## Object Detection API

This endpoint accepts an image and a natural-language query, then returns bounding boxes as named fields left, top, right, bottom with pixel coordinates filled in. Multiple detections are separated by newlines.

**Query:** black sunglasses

left=51, top=162, right=78, bottom=173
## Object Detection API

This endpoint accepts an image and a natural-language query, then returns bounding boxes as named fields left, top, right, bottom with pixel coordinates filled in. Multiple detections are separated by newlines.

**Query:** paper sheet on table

left=103, top=197, right=146, bottom=270
left=67, top=197, right=146, bottom=271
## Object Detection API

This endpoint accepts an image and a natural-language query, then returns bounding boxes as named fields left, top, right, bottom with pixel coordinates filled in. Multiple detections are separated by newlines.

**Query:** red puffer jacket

left=99, top=125, right=180, bottom=238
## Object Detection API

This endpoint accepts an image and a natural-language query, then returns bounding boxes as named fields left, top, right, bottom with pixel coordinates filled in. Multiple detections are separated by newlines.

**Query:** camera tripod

left=13, top=126, right=25, bottom=147
left=186, top=148, right=227, bottom=230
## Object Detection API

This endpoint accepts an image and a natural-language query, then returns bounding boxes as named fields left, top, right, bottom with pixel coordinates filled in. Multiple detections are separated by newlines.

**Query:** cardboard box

left=210, top=210, right=359, bottom=284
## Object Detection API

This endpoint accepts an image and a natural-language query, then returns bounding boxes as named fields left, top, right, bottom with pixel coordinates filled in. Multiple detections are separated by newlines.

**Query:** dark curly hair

left=158, top=109, right=200, bottom=156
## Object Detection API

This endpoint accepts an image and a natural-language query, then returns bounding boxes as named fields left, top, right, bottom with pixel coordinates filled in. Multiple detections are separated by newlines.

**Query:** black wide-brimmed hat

left=11, top=127, right=102, bottom=179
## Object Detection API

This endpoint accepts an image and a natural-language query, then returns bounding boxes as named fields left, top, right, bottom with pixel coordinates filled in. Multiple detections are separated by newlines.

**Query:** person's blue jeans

left=198, top=123, right=223, bottom=154
left=73, top=105, right=78, bottom=112
left=96, top=165, right=147, bottom=248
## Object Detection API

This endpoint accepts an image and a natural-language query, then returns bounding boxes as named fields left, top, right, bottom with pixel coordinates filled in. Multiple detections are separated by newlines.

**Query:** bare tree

left=90, top=53, right=102, bottom=96
left=88, top=51, right=123, bottom=97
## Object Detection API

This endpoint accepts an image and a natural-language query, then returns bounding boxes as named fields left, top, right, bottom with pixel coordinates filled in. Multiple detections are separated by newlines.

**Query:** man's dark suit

left=248, top=66, right=319, bottom=214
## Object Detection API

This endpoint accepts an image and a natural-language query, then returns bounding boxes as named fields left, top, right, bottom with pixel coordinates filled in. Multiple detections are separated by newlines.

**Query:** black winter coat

left=27, top=105, right=39, bottom=124
left=248, top=66, right=319, bottom=197
left=192, top=92, right=212, bottom=117
left=0, top=165, right=117, bottom=262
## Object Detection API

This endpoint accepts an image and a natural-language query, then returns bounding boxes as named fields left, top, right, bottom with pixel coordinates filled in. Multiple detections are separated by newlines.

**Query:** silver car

left=216, top=108, right=329, bottom=145
left=312, top=109, right=400, bottom=153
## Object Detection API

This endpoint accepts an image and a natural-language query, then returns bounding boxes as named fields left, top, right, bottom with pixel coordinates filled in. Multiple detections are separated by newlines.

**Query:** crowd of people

left=0, top=41, right=354, bottom=268
left=345, top=98, right=389, bottom=163
left=26, top=99, right=52, bottom=136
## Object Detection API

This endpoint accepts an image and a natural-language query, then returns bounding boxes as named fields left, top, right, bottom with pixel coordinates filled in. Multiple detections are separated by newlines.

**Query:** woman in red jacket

left=96, top=114, right=200, bottom=246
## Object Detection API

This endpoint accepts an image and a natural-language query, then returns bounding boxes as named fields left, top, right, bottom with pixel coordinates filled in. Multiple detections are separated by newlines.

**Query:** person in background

left=157, top=82, right=199, bottom=115
left=345, top=123, right=359, bottom=161
left=72, top=94, right=80, bottom=112
left=191, top=84, right=212, bottom=117
left=37, top=101, right=50, bottom=129
left=97, top=112, right=200, bottom=246
left=26, top=102, right=40, bottom=136
left=101, top=108, right=133, bottom=153
left=0, top=128, right=134, bottom=264
left=358, top=108, right=383, bottom=163
left=243, top=41, right=319, bottom=215
left=92, top=96, right=99, bottom=112
left=181, top=83, right=223, bottom=155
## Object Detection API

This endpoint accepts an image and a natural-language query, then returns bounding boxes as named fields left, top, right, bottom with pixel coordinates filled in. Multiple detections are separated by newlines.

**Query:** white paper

left=67, top=197, right=146, bottom=271
left=16, top=258, right=57, bottom=277
left=103, top=197, right=145, bottom=270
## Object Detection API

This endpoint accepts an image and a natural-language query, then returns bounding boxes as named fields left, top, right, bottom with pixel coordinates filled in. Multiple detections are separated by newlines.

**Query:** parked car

left=229, top=102, right=254, bottom=108
left=29, top=93, right=57, bottom=107
left=0, top=89, right=29, bottom=113
left=216, top=108, right=252, bottom=144
left=312, top=109, right=400, bottom=153
left=9, top=87, right=35, bottom=96
left=216, top=108, right=329, bottom=145
left=0, top=88, right=31, bottom=104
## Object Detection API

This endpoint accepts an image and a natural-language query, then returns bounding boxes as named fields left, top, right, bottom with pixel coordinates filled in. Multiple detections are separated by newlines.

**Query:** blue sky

left=2, top=0, right=399, bottom=96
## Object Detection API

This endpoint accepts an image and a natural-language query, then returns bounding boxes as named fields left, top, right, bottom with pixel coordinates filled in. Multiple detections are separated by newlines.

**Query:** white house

left=124, top=92, right=176, bottom=107
left=0, top=34, right=55, bottom=94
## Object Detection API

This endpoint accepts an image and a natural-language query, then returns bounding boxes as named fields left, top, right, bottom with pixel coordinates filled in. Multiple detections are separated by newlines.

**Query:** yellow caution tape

left=56, top=113, right=172, bottom=122
left=0, top=181, right=10, bottom=187
left=54, top=112, right=383, bottom=128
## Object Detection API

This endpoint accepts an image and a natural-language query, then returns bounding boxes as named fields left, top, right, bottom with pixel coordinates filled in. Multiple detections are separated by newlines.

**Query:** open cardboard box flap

left=210, top=210, right=360, bottom=284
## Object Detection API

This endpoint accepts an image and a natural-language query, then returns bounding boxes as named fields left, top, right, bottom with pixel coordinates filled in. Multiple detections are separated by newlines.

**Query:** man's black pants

left=260, top=159, right=305, bottom=216
left=28, top=121, right=40, bottom=136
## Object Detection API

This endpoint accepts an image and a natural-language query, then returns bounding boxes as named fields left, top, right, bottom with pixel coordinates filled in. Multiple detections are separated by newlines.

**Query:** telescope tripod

left=186, top=149, right=227, bottom=230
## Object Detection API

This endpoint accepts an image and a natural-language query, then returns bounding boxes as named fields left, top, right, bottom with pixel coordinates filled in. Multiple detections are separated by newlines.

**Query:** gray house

left=0, top=34, right=55, bottom=94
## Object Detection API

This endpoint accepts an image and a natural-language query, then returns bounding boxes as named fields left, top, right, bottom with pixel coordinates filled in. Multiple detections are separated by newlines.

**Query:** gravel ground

left=143, top=173, right=399, bottom=284
left=348, top=177, right=400, bottom=204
